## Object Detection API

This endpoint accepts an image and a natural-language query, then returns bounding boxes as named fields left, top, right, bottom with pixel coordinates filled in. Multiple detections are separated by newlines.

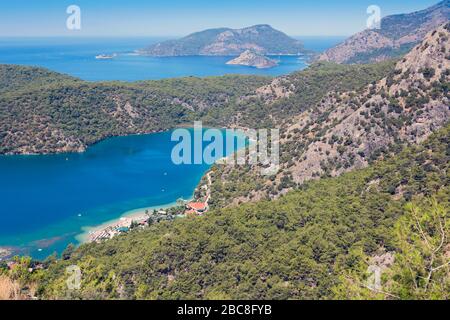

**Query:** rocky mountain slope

left=318, top=0, right=449, bottom=64
left=226, top=50, right=278, bottom=69
left=138, top=24, right=307, bottom=56
left=206, top=23, right=450, bottom=208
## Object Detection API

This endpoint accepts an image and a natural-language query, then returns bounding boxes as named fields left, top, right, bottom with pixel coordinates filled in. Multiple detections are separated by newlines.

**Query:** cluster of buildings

left=87, top=217, right=147, bottom=243
left=87, top=201, right=209, bottom=244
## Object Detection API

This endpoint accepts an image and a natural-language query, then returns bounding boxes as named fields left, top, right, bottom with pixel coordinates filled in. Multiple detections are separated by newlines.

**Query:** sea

left=0, top=36, right=345, bottom=259
left=0, top=36, right=345, bottom=81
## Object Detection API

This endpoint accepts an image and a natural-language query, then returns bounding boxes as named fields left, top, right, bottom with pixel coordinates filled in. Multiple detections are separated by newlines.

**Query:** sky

left=0, top=0, right=442, bottom=37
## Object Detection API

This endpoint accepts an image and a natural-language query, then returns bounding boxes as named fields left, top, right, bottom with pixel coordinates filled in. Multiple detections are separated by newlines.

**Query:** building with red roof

left=186, top=202, right=208, bottom=215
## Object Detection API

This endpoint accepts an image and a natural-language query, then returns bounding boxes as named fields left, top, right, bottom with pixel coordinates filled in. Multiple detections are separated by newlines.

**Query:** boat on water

left=95, top=54, right=117, bottom=60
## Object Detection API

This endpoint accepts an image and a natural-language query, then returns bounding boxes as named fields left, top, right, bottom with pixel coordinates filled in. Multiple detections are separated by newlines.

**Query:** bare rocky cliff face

left=319, top=1, right=449, bottom=64
left=207, top=23, right=450, bottom=207
left=287, top=23, right=449, bottom=183
left=226, top=50, right=278, bottom=69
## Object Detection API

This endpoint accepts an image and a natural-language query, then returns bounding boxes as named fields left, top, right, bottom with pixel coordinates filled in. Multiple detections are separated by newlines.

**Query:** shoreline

left=75, top=128, right=248, bottom=244
left=1, top=124, right=230, bottom=157
left=75, top=198, right=192, bottom=244
left=1, top=127, right=245, bottom=255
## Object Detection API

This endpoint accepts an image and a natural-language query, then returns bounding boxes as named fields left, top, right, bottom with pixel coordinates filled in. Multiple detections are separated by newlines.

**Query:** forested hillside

left=0, top=71, right=268, bottom=154
left=0, top=20, right=448, bottom=302
left=0, top=58, right=393, bottom=155
left=0, top=65, right=80, bottom=94
left=220, top=61, right=395, bottom=128
left=206, top=23, right=449, bottom=208
left=7, top=123, right=447, bottom=300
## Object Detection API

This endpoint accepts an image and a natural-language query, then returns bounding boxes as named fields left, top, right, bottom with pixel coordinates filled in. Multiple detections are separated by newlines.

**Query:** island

left=226, top=50, right=278, bottom=69
left=138, top=24, right=307, bottom=56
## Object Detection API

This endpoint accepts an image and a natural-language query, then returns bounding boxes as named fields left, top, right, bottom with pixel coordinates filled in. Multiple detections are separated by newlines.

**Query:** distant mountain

left=226, top=50, right=278, bottom=69
left=138, top=24, right=307, bottom=56
left=319, top=0, right=450, bottom=64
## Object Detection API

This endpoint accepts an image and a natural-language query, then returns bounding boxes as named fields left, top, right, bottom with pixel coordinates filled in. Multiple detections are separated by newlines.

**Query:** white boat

left=95, top=54, right=117, bottom=60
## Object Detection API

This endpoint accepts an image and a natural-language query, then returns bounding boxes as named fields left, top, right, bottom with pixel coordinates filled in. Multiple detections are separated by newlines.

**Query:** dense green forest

left=0, top=65, right=268, bottom=154
left=3, top=124, right=446, bottom=300
left=0, top=61, right=394, bottom=155
left=0, top=65, right=80, bottom=94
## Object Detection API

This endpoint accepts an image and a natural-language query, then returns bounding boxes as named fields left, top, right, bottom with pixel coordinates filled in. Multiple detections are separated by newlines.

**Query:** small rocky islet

left=226, top=50, right=279, bottom=69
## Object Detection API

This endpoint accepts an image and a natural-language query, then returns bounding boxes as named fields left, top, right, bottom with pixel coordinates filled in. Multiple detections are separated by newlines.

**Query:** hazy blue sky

left=0, top=0, right=441, bottom=37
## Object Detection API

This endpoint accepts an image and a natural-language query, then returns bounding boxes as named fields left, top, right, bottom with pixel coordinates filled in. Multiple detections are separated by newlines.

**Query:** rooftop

left=187, top=202, right=207, bottom=211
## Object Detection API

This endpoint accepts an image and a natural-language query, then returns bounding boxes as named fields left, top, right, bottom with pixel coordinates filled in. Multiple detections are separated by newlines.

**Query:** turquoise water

left=0, top=36, right=344, bottom=259
left=0, top=129, right=243, bottom=259
left=0, top=37, right=344, bottom=81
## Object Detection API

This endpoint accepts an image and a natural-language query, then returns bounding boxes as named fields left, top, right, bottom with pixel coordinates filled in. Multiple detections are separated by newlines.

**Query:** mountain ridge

left=0, top=70, right=269, bottom=155
left=138, top=24, right=307, bottom=56
left=318, top=0, right=449, bottom=64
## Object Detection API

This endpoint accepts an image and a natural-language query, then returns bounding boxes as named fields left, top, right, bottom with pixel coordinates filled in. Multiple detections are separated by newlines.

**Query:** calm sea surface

left=0, top=36, right=344, bottom=258
left=0, top=130, right=245, bottom=259
left=0, top=36, right=345, bottom=81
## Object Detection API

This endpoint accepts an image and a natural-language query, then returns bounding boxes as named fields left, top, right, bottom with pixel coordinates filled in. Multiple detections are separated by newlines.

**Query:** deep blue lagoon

left=0, top=36, right=343, bottom=258
left=0, top=130, right=237, bottom=259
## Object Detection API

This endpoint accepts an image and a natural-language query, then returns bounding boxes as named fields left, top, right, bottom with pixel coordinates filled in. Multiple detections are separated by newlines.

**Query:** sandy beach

left=75, top=200, right=190, bottom=244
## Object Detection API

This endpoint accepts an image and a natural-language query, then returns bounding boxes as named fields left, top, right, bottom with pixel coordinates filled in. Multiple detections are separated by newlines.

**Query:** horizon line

left=0, top=34, right=351, bottom=38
